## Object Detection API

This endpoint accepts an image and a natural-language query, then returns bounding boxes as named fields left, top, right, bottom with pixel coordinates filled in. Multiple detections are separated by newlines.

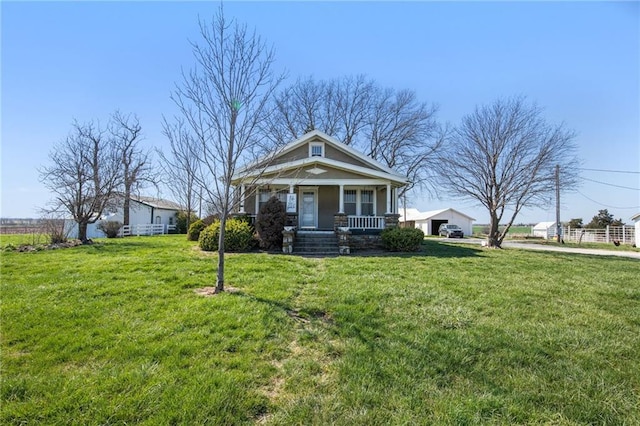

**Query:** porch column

left=338, top=184, right=344, bottom=214
left=393, top=188, right=398, bottom=214
left=286, top=184, right=298, bottom=227
left=239, top=184, right=246, bottom=213
left=386, top=184, right=392, bottom=214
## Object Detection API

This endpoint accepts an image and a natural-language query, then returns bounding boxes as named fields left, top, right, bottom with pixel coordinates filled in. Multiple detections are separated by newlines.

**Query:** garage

left=400, top=208, right=475, bottom=237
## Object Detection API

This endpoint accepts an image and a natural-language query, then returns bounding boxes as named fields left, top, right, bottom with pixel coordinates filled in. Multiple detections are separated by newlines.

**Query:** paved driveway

left=440, top=238, right=640, bottom=260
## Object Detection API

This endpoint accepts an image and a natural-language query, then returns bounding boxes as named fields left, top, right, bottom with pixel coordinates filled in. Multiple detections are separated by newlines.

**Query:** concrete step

left=293, top=232, right=339, bottom=255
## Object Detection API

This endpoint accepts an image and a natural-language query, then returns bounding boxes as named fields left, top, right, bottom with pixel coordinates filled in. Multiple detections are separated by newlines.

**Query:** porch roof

left=232, top=157, right=407, bottom=186
left=232, top=130, right=409, bottom=187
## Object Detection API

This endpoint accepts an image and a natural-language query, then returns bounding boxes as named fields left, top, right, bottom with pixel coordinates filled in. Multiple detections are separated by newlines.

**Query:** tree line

left=567, top=209, right=626, bottom=229
left=40, top=6, right=581, bottom=291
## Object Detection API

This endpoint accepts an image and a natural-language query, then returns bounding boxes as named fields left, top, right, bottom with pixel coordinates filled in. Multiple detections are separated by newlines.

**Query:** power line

left=577, top=190, right=640, bottom=210
left=578, top=168, right=640, bottom=174
left=581, top=177, right=640, bottom=191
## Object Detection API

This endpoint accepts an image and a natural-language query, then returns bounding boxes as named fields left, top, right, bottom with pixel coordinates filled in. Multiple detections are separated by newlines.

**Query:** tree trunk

left=488, top=214, right=502, bottom=248
left=78, top=222, right=88, bottom=243
left=215, top=215, right=226, bottom=293
left=123, top=187, right=130, bottom=226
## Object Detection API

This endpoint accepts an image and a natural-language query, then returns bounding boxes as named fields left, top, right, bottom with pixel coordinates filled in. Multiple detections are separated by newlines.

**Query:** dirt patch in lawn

left=194, top=286, right=241, bottom=296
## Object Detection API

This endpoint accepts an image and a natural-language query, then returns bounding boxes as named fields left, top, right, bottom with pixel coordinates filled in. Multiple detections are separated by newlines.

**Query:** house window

left=309, top=142, right=324, bottom=157
left=343, top=188, right=376, bottom=216
left=258, top=188, right=288, bottom=212
left=258, top=188, right=271, bottom=212
left=344, top=189, right=357, bottom=215
left=361, top=190, right=374, bottom=216
left=276, top=188, right=288, bottom=203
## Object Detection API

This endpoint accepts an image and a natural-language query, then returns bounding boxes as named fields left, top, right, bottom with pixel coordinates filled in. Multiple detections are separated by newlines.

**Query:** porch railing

left=120, top=224, right=175, bottom=237
left=347, top=216, right=386, bottom=230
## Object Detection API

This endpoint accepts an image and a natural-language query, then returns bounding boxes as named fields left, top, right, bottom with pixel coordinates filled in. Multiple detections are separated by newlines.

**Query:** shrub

left=41, top=216, right=70, bottom=244
left=381, top=227, right=424, bottom=252
left=187, top=219, right=207, bottom=241
left=202, top=215, right=218, bottom=225
left=175, top=211, right=199, bottom=234
left=97, top=221, right=122, bottom=238
left=255, top=196, right=287, bottom=251
left=199, top=218, right=255, bottom=252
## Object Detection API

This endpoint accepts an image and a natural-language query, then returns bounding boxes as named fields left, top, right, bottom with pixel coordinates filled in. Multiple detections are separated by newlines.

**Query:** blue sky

left=2, top=1, right=639, bottom=224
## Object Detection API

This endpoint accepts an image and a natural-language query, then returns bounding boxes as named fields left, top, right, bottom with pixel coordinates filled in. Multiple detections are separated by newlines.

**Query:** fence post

left=623, top=226, right=626, bottom=244
left=606, top=225, right=609, bottom=243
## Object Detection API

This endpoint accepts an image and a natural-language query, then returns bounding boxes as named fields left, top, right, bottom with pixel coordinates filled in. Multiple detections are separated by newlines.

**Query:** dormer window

left=309, top=142, right=324, bottom=157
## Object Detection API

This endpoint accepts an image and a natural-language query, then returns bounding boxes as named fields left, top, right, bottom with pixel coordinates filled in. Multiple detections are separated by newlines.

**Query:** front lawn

left=2, top=236, right=639, bottom=424
left=522, top=239, right=640, bottom=253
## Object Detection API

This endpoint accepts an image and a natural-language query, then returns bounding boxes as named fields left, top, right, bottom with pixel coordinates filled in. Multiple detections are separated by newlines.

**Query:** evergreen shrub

left=187, top=219, right=206, bottom=241
left=176, top=211, right=199, bottom=234
left=255, top=196, right=287, bottom=251
left=198, top=218, right=255, bottom=252
left=381, top=227, right=424, bottom=252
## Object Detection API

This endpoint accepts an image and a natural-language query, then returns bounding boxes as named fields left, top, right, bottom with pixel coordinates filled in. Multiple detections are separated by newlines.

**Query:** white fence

left=561, top=226, right=635, bottom=244
left=348, top=216, right=385, bottom=230
left=120, top=224, right=176, bottom=237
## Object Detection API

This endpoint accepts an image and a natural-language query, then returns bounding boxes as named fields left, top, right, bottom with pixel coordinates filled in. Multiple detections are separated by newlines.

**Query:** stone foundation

left=348, top=233, right=384, bottom=252
left=384, top=213, right=400, bottom=229
left=336, top=229, right=351, bottom=255
left=333, top=213, right=348, bottom=230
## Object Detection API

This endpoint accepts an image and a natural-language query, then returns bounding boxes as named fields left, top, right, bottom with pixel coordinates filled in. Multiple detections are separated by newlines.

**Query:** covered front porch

left=236, top=182, right=402, bottom=231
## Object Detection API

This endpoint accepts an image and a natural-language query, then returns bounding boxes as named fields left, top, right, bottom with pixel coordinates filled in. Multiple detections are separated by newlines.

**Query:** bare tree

left=266, top=75, right=444, bottom=195
left=263, top=77, right=333, bottom=146
left=157, top=116, right=201, bottom=231
left=110, top=111, right=155, bottom=226
left=172, top=8, right=284, bottom=293
left=334, top=75, right=375, bottom=146
left=436, top=97, right=579, bottom=248
left=366, top=88, right=444, bottom=197
left=39, top=120, right=122, bottom=242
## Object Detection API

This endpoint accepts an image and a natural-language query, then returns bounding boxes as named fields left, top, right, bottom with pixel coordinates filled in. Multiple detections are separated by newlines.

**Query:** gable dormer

left=308, top=140, right=325, bottom=158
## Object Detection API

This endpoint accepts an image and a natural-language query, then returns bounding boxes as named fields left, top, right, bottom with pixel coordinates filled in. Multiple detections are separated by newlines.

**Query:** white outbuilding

left=631, top=213, right=640, bottom=246
left=532, top=221, right=557, bottom=239
left=400, top=207, right=475, bottom=237
left=65, top=195, right=182, bottom=239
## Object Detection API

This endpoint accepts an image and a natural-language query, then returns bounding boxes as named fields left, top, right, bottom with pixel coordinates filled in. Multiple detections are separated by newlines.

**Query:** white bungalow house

left=231, top=130, right=408, bottom=252
left=66, top=195, right=182, bottom=239
left=108, top=195, right=182, bottom=230
left=400, top=207, right=475, bottom=237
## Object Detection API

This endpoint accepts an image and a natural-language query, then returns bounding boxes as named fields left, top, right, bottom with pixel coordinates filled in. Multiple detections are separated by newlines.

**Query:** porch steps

left=294, top=231, right=340, bottom=256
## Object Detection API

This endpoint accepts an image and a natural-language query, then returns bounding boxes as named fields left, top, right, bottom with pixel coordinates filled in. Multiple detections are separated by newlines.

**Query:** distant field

left=473, top=225, right=532, bottom=236
left=2, top=235, right=639, bottom=424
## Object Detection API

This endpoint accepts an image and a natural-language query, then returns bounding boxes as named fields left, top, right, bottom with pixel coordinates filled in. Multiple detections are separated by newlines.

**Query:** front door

left=300, top=190, right=317, bottom=228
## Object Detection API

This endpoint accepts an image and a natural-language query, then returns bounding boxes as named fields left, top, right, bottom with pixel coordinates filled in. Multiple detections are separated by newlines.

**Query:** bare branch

left=435, top=96, right=580, bottom=247
left=39, top=119, right=122, bottom=242
left=171, top=6, right=284, bottom=292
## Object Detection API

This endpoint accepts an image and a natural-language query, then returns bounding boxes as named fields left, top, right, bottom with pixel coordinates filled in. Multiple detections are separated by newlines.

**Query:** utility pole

left=555, top=164, right=561, bottom=243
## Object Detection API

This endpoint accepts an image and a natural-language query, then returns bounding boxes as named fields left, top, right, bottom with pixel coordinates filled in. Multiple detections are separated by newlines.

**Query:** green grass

left=2, top=236, right=639, bottom=424
left=0, top=233, right=49, bottom=247
left=524, top=239, right=640, bottom=253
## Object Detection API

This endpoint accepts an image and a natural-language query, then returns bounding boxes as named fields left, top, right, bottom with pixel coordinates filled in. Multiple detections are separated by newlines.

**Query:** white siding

left=63, top=199, right=179, bottom=239
left=401, top=207, right=474, bottom=236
